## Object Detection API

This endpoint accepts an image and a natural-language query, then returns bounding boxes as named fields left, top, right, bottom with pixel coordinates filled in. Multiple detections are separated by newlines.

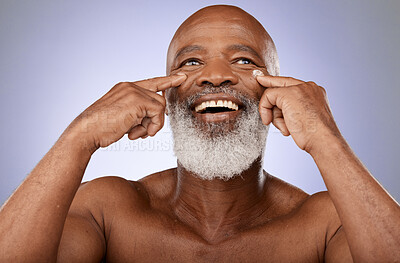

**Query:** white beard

left=167, top=87, right=269, bottom=181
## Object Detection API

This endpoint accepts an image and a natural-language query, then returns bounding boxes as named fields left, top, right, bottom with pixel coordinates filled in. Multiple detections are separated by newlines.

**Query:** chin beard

left=167, top=87, right=269, bottom=181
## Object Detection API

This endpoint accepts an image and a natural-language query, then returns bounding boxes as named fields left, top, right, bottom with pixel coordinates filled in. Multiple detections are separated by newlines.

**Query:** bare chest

left=104, top=212, right=325, bottom=263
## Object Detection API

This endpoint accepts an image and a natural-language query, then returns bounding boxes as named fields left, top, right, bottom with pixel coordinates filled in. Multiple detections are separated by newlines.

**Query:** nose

left=195, top=58, right=239, bottom=87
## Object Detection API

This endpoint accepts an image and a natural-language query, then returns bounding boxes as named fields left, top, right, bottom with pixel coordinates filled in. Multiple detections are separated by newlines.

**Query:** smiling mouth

left=194, top=100, right=240, bottom=114
left=190, top=93, right=243, bottom=122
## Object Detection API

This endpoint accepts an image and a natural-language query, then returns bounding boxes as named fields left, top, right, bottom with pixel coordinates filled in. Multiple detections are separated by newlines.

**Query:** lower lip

left=192, top=109, right=242, bottom=123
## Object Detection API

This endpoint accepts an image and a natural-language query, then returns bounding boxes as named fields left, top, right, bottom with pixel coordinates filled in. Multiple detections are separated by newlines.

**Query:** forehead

left=167, top=16, right=268, bottom=69
left=177, top=16, right=262, bottom=41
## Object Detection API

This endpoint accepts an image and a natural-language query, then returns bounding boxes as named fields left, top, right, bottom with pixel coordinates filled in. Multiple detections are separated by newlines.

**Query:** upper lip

left=191, top=93, right=243, bottom=111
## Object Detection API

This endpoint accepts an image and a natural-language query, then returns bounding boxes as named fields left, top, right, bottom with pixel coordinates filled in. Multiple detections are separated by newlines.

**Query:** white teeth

left=194, top=100, right=239, bottom=113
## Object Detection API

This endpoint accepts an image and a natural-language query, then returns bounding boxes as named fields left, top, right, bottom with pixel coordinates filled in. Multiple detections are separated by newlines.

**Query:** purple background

left=1, top=0, right=399, bottom=204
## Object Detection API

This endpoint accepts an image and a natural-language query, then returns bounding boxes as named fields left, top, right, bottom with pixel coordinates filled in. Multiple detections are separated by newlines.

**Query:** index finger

left=135, top=73, right=187, bottom=92
left=256, top=75, right=304, bottom=88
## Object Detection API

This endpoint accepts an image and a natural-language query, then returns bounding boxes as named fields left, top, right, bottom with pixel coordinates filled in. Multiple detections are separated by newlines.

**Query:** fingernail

left=176, top=72, right=186, bottom=76
left=252, top=70, right=264, bottom=78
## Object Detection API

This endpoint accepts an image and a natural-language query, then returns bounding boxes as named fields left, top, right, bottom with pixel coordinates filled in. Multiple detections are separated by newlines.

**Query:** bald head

left=167, top=5, right=279, bottom=76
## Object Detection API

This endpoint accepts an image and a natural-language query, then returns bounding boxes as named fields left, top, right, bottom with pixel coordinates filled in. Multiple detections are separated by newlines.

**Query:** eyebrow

left=227, top=44, right=263, bottom=61
left=175, top=45, right=205, bottom=61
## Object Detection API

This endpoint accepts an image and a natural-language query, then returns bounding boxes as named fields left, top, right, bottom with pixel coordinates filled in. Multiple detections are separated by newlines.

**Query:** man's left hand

left=257, top=75, right=342, bottom=155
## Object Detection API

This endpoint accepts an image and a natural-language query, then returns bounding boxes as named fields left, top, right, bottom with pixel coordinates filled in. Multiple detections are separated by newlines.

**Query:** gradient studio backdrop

left=0, top=0, right=399, bottom=204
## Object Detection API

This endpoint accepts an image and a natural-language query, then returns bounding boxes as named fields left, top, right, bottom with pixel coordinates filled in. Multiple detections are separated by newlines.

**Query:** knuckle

left=291, top=85, right=303, bottom=95
left=262, top=87, right=272, bottom=97
left=126, top=90, right=140, bottom=100
left=114, top=81, right=129, bottom=89
left=129, top=82, right=143, bottom=91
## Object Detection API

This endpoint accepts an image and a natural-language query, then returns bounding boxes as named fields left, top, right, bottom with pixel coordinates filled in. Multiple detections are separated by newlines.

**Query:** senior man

left=0, top=5, right=399, bottom=263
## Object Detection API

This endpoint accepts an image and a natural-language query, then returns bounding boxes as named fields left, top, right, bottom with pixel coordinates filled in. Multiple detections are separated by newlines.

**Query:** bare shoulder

left=303, top=192, right=351, bottom=261
left=303, top=191, right=341, bottom=224
left=75, top=176, right=146, bottom=202
left=59, top=176, right=154, bottom=262
left=301, top=191, right=343, bottom=242
left=265, top=172, right=341, bottom=231
left=71, top=168, right=177, bottom=212
left=69, top=175, right=153, bottom=220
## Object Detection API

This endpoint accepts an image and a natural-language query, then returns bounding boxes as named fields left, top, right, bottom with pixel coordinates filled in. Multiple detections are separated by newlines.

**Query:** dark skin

left=0, top=5, right=399, bottom=263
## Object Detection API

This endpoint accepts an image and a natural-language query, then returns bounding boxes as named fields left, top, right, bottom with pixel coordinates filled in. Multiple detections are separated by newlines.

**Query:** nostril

left=201, top=81, right=213, bottom=86
left=201, top=80, right=232, bottom=87
left=220, top=80, right=231, bottom=87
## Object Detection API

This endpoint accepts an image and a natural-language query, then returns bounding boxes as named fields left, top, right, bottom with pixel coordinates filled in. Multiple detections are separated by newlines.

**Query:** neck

left=172, top=157, right=268, bottom=243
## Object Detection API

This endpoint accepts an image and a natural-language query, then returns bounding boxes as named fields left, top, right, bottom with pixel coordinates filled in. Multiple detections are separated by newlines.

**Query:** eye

left=182, top=59, right=201, bottom=66
left=236, top=58, right=254, bottom=65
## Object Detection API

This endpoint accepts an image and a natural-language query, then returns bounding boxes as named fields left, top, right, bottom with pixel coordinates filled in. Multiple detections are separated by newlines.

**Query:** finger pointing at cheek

left=257, top=75, right=304, bottom=128
left=74, top=73, right=188, bottom=151
left=135, top=73, right=187, bottom=92
left=256, top=75, right=340, bottom=153
left=256, top=75, right=304, bottom=88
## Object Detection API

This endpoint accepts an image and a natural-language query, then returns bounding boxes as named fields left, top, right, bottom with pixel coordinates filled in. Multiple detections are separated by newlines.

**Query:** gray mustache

left=185, top=84, right=257, bottom=109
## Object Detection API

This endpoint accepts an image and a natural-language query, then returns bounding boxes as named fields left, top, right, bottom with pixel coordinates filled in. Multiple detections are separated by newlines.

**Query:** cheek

left=173, top=70, right=203, bottom=95
left=165, top=88, right=177, bottom=105
left=236, top=70, right=266, bottom=100
left=166, top=77, right=198, bottom=104
left=167, top=68, right=202, bottom=101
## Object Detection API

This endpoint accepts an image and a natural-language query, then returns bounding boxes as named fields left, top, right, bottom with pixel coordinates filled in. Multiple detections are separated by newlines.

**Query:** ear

left=162, top=90, right=168, bottom=115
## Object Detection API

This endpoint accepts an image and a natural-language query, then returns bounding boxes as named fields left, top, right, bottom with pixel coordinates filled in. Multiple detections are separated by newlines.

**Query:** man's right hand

left=70, top=74, right=187, bottom=153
